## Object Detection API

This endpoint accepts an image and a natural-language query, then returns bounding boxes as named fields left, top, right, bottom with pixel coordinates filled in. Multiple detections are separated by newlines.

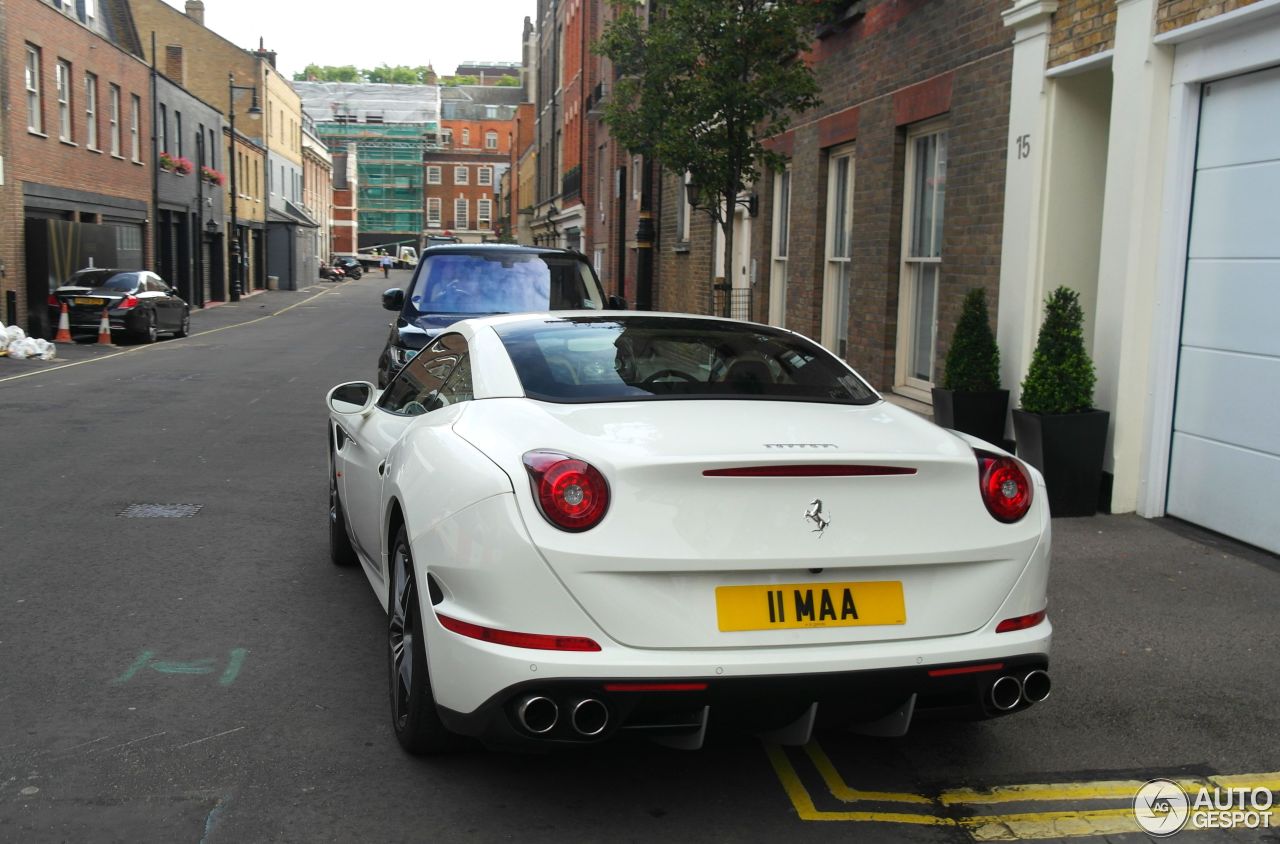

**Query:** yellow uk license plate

left=715, top=581, right=906, bottom=632
left=73, top=297, right=104, bottom=306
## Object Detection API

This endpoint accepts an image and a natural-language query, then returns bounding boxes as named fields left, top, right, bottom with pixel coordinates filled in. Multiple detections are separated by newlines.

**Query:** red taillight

left=116, top=295, right=139, bottom=310
left=996, top=609, right=1047, bottom=633
left=435, top=612, right=601, bottom=651
left=48, top=294, right=60, bottom=307
left=523, top=450, right=610, bottom=532
left=927, top=662, right=1005, bottom=677
left=976, top=449, right=1033, bottom=523
left=703, top=465, right=916, bottom=477
left=602, top=682, right=708, bottom=692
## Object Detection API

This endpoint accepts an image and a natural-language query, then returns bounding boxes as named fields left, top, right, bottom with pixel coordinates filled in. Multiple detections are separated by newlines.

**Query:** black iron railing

left=562, top=165, right=582, bottom=201
left=714, top=284, right=753, bottom=321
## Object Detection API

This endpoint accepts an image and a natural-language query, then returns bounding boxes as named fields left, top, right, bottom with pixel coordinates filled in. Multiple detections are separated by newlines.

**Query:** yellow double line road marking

left=766, top=740, right=1280, bottom=840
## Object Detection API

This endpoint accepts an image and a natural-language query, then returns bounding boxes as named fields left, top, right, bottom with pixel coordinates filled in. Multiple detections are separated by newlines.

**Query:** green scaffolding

left=317, top=122, right=438, bottom=237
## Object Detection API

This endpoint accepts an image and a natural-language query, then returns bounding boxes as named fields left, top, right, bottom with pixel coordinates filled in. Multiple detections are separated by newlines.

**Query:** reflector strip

left=703, top=465, right=917, bottom=477
left=927, top=662, right=1005, bottom=678
left=995, top=609, right=1047, bottom=633
left=435, top=613, right=601, bottom=652
left=602, top=682, right=708, bottom=692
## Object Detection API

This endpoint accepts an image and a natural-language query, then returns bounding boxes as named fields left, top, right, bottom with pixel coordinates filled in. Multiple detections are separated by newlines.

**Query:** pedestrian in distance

left=381, top=254, right=393, bottom=278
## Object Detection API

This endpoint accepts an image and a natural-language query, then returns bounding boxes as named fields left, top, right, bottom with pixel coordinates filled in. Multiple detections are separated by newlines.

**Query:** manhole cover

left=117, top=504, right=204, bottom=518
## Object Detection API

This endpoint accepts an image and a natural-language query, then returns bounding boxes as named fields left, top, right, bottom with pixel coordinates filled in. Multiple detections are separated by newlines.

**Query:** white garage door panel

left=1195, top=65, right=1280, bottom=169
left=1168, top=434, right=1280, bottom=554
left=1182, top=260, right=1280, bottom=357
left=1187, top=161, right=1280, bottom=259
left=1174, top=348, right=1280, bottom=455
left=1168, top=65, right=1280, bottom=555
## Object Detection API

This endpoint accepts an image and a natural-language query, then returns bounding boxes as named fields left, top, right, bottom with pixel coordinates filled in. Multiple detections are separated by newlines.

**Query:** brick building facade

left=426, top=86, right=519, bottom=242
left=2, top=0, right=154, bottom=338
left=655, top=0, right=1015, bottom=400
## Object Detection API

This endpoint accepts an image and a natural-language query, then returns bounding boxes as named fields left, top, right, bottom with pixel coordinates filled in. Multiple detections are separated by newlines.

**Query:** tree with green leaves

left=597, top=0, right=829, bottom=311
left=294, top=64, right=364, bottom=83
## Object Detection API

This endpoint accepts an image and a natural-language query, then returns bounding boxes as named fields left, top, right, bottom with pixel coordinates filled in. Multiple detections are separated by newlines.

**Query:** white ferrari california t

left=326, top=313, right=1052, bottom=754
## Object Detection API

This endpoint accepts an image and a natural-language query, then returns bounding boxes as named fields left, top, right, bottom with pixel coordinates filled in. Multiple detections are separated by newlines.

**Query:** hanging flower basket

left=201, top=166, right=226, bottom=186
left=173, top=156, right=195, bottom=176
left=159, top=151, right=178, bottom=172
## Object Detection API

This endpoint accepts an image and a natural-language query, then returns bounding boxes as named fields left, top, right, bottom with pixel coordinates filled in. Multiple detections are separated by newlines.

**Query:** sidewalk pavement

left=0, top=281, right=338, bottom=375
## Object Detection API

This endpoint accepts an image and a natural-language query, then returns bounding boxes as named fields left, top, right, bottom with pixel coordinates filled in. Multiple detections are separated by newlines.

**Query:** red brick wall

left=1156, top=0, right=1264, bottom=31
left=3, top=0, right=154, bottom=329
left=426, top=154, right=508, bottom=236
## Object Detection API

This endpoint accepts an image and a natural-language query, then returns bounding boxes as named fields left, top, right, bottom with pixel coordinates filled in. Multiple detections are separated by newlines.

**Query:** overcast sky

left=161, top=0, right=534, bottom=79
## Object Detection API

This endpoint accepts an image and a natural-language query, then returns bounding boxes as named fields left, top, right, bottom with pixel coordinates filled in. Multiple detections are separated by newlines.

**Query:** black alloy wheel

left=176, top=310, right=190, bottom=338
left=328, top=451, right=357, bottom=567
left=388, top=525, right=463, bottom=754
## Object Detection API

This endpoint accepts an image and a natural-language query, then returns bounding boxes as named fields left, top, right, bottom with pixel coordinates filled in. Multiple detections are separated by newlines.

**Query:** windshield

left=404, top=253, right=604, bottom=316
left=493, top=316, right=879, bottom=405
left=69, top=271, right=139, bottom=291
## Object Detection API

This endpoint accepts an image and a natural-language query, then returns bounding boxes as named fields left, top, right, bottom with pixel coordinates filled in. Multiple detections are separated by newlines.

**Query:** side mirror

left=382, top=288, right=405, bottom=311
left=327, top=381, right=376, bottom=415
left=608, top=295, right=628, bottom=310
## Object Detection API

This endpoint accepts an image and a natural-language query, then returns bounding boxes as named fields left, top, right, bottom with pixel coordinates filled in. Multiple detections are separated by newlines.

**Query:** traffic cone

left=54, top=302, right=72, bottom=343
left=97, top=308, right=114, bottom=346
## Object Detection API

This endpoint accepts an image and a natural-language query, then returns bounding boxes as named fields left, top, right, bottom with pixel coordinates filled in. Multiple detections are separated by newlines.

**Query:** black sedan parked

left=50, top=269, right=190, bottom=343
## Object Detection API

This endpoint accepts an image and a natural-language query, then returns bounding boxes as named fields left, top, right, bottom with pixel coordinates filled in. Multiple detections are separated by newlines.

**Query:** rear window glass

left=404, top=253, right=603, bottom=316
left=493, top=316, right=878, bottom=405
left=70, top=271, right=139, bottom=291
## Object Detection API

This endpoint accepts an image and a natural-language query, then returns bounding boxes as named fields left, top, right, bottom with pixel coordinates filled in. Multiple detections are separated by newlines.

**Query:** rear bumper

left=437, top=653, right=1051, bottom=748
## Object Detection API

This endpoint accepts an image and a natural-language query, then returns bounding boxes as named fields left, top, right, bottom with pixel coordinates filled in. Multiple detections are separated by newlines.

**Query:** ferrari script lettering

left=766, top=588, right=859, bottom=625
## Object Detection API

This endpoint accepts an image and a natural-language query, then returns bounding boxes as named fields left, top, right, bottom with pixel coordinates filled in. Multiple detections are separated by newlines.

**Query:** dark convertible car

left=49, top=269, right=190, bottom=343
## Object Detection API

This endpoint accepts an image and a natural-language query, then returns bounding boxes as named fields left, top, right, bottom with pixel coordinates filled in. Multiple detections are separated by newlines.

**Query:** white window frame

left=56, top=60, right=72, bottom=142
left=478, top=166, right=492, bottom=186
left=130, top=95, right=142, bottom=161
left=454, top=197, right=469, bottom=229
left=477, top=198, right=492, bottom=227
left=158, top=103, right=167, bottom=155
left=427, top=197, right=441, bottom=226
left=454, top=165, right=469, bottom=185
left=769, top=165, right=792, bottom=328
left=84, top=72, right=98, bottom=149
left=109, top=84, right=121, bottom=156
left=462, top=128, right=471, bottom=146
left=895, top=121, right=948, bottom=397
left=485, top=130, right=498, bottom=150
left=441, top=128, right=453, bottom=146
left=821, top=144, right=856, bottom=357
left=26, top=46, right=43, bottom=134
left=426, top=165, right=441, bottom=185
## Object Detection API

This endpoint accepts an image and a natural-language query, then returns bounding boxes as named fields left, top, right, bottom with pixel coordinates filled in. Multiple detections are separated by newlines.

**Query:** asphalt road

left=1, top=273, right=1276, bottom=843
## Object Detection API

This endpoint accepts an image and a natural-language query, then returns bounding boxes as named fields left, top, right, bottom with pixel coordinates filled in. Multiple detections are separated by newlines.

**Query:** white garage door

left=1167, top=65, right=1280, bottom=554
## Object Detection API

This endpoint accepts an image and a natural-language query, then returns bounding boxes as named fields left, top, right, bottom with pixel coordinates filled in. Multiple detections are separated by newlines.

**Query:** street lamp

left=227, top=73, right=261, bottom=302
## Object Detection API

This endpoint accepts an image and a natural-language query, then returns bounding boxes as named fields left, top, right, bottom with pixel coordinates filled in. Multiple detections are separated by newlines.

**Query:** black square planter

left=1012, top=408, right=1110, bottom=517
left=931, top=388, right=1010, bottom=448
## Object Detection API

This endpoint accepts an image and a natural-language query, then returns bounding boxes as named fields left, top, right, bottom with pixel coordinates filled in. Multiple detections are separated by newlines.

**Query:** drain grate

left=117, top=503, right=204, bottom=518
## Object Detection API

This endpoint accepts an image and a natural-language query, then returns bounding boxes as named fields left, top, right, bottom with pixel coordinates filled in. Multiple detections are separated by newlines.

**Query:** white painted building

left=998, top=0, right=1280, bottom=553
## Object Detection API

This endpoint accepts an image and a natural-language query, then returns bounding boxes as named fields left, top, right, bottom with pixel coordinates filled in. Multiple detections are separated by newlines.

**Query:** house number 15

left=1016, top=134, right=1032, bottom=159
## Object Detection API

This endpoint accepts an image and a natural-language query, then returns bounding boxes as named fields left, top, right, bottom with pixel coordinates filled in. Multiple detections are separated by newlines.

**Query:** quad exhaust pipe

left=988, top=670, right=1052, bottom=711
left=1022, top=669, right=1051, bottom=703
left=570, top=698, right=609, bottom=737
left=516, top=695, right=559, bottom=734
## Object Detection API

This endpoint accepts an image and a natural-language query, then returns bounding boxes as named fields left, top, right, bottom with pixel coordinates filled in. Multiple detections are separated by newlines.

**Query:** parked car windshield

left=493, top=316, right=879, bottom=405
left=404, top=253, right=604, bottom=316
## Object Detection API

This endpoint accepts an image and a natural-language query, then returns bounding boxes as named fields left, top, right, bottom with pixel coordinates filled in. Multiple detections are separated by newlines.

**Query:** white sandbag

left=30, top=338, right=56, bottom=360
left=6, top=338, right=32, bottom=359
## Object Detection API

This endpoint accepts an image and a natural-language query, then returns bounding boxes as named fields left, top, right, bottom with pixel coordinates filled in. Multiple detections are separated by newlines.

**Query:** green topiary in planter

left=943, top=287, right=1001, bottom=392
left=1019, top=286, right=1095, bottom=414
left=932, top=288, right=1008, bottom=445
left=1013, top=285, right=1108, bottom=516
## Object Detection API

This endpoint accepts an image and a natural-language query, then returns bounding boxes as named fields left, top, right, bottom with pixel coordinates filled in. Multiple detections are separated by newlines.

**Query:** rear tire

left=329, top=451, right=358, bottom=567
left=388, top=525, right=464, bottom=754
left=136, top=311, right=158, bottom=344
left=176, top=311, right=190, bottom=338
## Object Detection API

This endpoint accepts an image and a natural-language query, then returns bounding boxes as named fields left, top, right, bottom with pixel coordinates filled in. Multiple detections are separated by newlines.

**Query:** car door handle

left=377, top=460, right=387, bottom=477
